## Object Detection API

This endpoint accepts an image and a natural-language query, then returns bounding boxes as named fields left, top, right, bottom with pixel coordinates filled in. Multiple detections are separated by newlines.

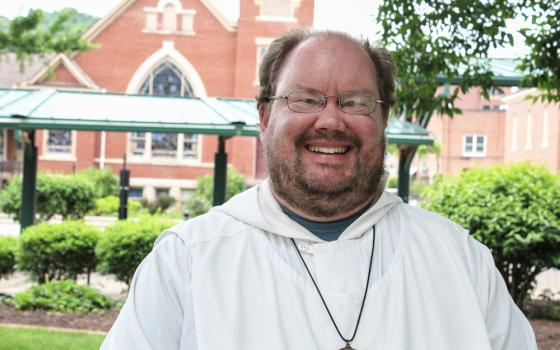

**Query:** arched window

left=132, top=61, right=199, bottom=160
left=139, top=61, right=193, bottom=97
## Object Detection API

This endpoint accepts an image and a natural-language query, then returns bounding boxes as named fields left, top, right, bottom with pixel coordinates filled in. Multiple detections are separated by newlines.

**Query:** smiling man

left=102, top=30, right=536, bottom=350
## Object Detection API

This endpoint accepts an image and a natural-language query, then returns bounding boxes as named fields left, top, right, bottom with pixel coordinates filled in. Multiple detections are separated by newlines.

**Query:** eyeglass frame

left=266, top=89, right=386, bottom=116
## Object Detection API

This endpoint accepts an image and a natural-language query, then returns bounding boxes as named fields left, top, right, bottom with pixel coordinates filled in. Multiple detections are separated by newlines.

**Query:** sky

left=0, top=0, right=526, bottom=57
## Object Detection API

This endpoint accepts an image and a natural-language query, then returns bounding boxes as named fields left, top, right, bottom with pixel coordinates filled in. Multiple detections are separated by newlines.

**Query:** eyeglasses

left=268, top=90, right=385, bottom=115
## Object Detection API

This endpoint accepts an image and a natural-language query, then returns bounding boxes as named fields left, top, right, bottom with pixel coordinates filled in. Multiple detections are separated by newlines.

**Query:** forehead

left=275, top=35, right=378, bottom=94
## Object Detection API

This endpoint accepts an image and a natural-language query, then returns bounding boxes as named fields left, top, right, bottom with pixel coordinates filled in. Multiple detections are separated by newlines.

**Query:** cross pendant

left=339, top=343, right=355, bottom=350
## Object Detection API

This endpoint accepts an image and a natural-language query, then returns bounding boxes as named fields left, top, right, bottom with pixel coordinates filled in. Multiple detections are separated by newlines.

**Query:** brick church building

left=2, top=0, right=313, bottom=205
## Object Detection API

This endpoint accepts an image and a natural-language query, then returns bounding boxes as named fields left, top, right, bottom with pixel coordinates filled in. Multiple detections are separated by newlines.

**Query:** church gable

left=31, top=55, right=99, bottom=90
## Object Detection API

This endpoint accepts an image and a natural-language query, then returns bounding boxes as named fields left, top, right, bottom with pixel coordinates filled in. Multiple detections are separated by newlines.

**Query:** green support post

left=397, top=145, right=417, bottom=204
left=212, top=136, right=228, bottom=206
left=20, top=130, right=38, bottom=231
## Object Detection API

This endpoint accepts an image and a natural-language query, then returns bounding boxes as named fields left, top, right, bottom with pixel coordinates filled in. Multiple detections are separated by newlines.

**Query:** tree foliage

left=13, top=280, right=116, bottom=313
left=378, top=0, right=516, bottom=122
left=184, top=167, right=246, bottom=217
left=518, top=1, right=560, bottom=103
left=0, top=8, right=95, bottom=67
left=0, top=236, right=17, bottom=280
left=74, top=167, right=119, bottom=199
left=377, top=0, right=560, bottom=123
left=96, top=216, right=178, bottom=287
left=422, top=163, right=560, bottom=309
left=0, top=173, right=96, bottom=221
left=18, top=221, right=101, bottom=283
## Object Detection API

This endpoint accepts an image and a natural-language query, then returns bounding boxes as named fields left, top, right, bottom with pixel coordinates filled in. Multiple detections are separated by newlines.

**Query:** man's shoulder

left=390, top=202, right=470, bottom=242
left=160, top=208, right=253, bottom=247
left=394, top=203, right=464, bottom=228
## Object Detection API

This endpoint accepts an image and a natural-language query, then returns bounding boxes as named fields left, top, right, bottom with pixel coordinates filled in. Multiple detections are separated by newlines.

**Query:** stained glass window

left=135, top=61, right=200, bottom=159
left=139, top=61, right=193, bottom=97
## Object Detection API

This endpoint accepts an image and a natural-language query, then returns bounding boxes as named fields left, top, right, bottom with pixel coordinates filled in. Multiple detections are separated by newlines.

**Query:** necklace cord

left=290, top=226, right=376, bottom=344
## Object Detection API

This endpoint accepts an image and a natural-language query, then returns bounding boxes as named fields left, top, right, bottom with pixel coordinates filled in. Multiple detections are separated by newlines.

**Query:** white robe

left=101, top=180, right=536, bottom=350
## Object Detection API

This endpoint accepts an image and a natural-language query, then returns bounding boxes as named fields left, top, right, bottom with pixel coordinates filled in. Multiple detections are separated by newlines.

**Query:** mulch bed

left=0, top=302, right=558, bottom=349
left=0, top=302, right=119, bottom=332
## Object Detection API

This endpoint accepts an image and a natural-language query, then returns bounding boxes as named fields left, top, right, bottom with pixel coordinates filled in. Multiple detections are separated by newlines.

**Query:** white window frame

left=254, top=37, right=274, bottom=84
left=462, top=134, right=487, bottom=157
left=127, top=132, right=201, bottom=163
left=255, top=0, right=300, bottom=22
left=41, top=130, right=77, bottom=161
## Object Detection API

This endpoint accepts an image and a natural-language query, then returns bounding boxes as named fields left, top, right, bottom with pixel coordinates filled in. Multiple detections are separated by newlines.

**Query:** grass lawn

left=0, top=325, right=105, bottom=350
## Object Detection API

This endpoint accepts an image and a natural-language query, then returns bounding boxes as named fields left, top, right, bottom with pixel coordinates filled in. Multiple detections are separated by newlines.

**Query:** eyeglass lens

left=287, top=90, right=377, bottom=115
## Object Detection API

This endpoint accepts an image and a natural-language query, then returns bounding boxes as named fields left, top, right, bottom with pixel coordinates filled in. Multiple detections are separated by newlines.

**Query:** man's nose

left=313, top=98, right=346, bottom=132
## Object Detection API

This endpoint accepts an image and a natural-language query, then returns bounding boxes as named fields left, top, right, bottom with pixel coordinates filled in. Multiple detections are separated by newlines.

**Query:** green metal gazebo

left=0, top=88, right=433, bottom=229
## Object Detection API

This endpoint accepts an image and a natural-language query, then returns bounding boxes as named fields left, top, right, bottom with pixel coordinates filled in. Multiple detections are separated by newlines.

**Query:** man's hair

left=256, top=29, right=396, bottom=115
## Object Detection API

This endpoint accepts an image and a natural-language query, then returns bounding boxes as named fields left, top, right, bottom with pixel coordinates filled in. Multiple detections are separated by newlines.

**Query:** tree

left=422, top=164, right=560, bottom=310
left=377, top=0, right=559, bottom=201
left=185, top=167, right=246, bottom=217
left=0, top=8, right=95, bottom=68
left=518, top=1, right=560, bottom=103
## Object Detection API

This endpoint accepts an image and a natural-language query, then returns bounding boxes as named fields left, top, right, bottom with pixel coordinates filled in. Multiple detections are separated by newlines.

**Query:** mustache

left=294, top=131, right=362, bottom=148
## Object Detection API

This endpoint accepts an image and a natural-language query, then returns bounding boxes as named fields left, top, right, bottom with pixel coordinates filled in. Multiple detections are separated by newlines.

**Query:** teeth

left=308, top=146, right=348, bottom=154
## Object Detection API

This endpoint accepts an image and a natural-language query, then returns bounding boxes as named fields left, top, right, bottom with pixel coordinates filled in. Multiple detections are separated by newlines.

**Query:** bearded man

left=102, top=29, right=536, bottom=350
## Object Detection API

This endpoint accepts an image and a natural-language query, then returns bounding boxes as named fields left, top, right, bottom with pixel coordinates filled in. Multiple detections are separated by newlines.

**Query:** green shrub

left=74, top=167, right=119, bottom=198
left=139, top=194, right=176, bottom=215
left=0, top=173, right=96, bottom=221
left=12, top=280, right=116, bottom=313
left=18, top=221, right=100, bottom=283
left=93, top=195, right=141, bottom=216
left=96, top=216, right=177, bottom=286
left=422, top=163, right=560, bottom=310
left=185, top=167, right=246, bottom=217
left=387, top=176, right=398, bottom=188
left=0, top=236, right=17, bottom=280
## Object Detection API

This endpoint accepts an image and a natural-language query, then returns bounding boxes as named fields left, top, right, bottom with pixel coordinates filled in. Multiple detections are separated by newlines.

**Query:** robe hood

left=212, top=179, right=402, bottom=242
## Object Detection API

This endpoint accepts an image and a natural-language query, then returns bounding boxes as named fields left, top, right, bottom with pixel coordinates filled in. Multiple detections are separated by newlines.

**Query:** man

left=102, top=29, right=536, bottom=349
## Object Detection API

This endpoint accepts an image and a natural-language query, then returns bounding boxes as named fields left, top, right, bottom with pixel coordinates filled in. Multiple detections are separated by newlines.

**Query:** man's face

left=259, top=35, right=387, bottom=220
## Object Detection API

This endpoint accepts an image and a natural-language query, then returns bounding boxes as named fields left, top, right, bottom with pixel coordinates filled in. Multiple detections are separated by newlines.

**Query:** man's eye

left=341, top=99, right=363, bottom=108
left=302, top=98, right=321, bottom=105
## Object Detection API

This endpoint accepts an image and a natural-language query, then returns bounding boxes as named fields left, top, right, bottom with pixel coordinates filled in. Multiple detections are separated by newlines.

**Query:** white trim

left=100, top=131, right=107, bottom=169
left=0, top=129, right=6, bottom=161
left=256, top=15, right=297, bottom=23
left=82, top=0, right=135, bottom=41
left=525, top=113, right=533, bottom=150
left=126, top=41, right=207, bottom=97
left=156, top=0, right=182, bottom=12
left=199, top=0, right=237, bottom=32
left=511, top=116, right=518, bottom=151
left=130, top=177, right=197, bottom=188
left=462, top=134, right=487, bottom=158
left=23, top=54, right=100, bottom=89
left=254, top=37, right=274, bottom=85
left=501, top=88, right=539, bottom=103
left=254, top=0, right=301, bottom=22
left=41, top=129, right=77, bottom=160
left=541, top=109, right=549, bottom=148
left=98, top=157, right=214, bottom=168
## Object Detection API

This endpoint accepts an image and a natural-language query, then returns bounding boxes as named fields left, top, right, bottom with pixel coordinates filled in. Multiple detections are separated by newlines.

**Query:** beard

left=265, top=132, right=386, bottom=218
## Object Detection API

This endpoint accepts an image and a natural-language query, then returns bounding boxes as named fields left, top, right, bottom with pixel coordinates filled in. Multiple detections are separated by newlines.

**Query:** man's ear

left=259, top=103, right=270, bottom=133
left=382, top=109, right=389, bottom=128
